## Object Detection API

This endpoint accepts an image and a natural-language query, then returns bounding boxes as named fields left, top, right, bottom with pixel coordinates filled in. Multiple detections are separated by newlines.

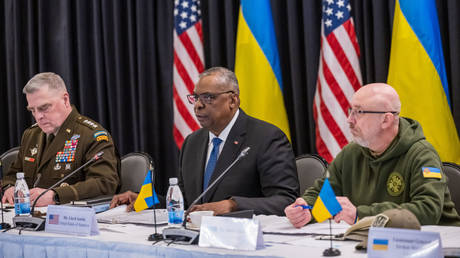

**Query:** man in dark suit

left=111, top=67, right=299, bottom=215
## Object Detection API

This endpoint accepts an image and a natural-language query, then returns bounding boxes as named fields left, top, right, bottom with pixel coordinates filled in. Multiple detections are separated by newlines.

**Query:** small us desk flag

left=312, top=178, right=342, bottom=223
left=134, top=170, right=160, bottom=212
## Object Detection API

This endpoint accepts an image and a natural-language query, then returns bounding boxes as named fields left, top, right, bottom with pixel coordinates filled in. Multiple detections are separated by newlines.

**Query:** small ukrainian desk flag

left=134, top=170, right=160, bottom=212
left=312, top=178, right=342, bottom=223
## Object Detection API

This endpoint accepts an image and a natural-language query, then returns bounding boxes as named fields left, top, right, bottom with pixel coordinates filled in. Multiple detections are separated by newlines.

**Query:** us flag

left=49, top=214, right=59, bottom=224
left=173, top=0, right=204, bottom=148
left=314, top=0, right=362, bottom=162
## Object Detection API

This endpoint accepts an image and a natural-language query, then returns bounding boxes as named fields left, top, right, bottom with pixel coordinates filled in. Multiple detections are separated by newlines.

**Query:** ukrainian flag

left=234, top=0, right=291, bottom=140
left=372, top=239, right=389, bottom=251
left=312, top=178, right=342, bottom=223
left=387, top=0, right=460, bottom=163
left=134, top=170, right=160, bottom=212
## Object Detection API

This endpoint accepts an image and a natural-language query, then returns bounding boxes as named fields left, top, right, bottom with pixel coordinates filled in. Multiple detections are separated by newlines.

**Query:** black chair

left=119, top=152, right=153, bottom=193
left=296, top=154, right=328, bottom=196
left=0, top=146, right=20, bottom=177
left=443, top=162, right=460, bottom=214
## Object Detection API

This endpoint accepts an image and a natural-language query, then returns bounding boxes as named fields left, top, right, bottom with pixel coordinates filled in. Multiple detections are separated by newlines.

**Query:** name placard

left=199, top=216, right=264, bottom=250
left=45, top=205, right=99, bottom=236
left=368, top=227, right=442, bottom=258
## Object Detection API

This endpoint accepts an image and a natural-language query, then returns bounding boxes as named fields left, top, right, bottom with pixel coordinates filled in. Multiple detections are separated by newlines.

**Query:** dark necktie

left=203, top=137, right=222, bottom=190
left=45, top=134, right=55, bottom=150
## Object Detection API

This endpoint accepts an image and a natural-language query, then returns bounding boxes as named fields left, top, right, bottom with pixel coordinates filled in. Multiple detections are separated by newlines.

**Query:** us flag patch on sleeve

left=422, top=167, right=442, bottom=179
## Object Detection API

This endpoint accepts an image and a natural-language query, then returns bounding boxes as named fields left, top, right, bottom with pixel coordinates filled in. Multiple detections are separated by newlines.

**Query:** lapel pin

left=66, top=128, right=71, bottom=133
left=234, top=141, right=239, bottom=145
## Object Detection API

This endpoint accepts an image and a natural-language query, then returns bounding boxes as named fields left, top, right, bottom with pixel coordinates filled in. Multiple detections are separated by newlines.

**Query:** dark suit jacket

left=178, top=110, right=299, bottom=216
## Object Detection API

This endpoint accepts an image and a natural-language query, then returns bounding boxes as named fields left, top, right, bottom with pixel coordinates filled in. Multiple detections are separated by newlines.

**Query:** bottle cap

left=169, top=177, right=178, bottom=185
left=16, top=172, right=24, bottom=179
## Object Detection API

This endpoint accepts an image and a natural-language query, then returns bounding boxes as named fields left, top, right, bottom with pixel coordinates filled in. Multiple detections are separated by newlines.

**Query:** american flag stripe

left=173, top=0, right=204, bottom=148
left=314, top=0, right=362, bottom=162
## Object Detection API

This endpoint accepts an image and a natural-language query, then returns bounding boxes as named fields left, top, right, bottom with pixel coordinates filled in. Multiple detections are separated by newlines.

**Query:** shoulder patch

left=422, top=167, right=442, bottom=179
left=94, top=130, right=109, bottom=142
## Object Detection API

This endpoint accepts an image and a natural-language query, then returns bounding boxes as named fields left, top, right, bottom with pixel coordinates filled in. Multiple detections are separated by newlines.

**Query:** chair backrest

left=119, top=152, right=153, bottom=193
left=443, top=162, right=460, bottom=214
left=296, top=154, right=328, bottom=196
left=0, top=146, right=20, bottom=178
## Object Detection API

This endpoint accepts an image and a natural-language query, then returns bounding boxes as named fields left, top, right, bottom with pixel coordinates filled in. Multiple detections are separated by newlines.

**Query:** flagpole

left=148, top=168, right=163, bottom=242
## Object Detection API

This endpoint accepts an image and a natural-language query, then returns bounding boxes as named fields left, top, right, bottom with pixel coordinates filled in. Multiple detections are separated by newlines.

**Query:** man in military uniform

left=2, top=72, right=120, bottom=206
left=285, top=83, right=460, bottom=227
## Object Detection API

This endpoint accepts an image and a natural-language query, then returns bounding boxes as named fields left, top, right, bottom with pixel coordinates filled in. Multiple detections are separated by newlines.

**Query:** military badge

left=422, top=167, right=442, bottom=179
left=94, top=130, right=109, bottom=142
left=71, top=134, right=80, bottom=140
left=60, top=183, right=69, bottom=187
left=54, top=163, right=62, bottom=170
left=30, top=147, right=38, bottom=156
left=65, top=163, right=71, bottom=170
left=66, top=128, right=71, bottom=133
left=24, top=156, right=35, bottom=162
left=386, top=172, right=404, bottom=196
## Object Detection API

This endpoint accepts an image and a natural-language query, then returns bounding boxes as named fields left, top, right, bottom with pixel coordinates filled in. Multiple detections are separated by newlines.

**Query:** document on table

left=257, top=215, right=349, bottom=235
left=96, top=205, right=168, bottom=226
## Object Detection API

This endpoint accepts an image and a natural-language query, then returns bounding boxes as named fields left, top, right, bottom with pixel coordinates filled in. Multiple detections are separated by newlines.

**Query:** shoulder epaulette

left=76, top=116, right=99, bottom=130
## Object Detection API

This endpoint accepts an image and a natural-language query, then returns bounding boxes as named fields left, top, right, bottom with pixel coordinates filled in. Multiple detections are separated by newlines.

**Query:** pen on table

left=33, top=173, right=42, bottom=188
left=295, top=205, right=313, bottom=210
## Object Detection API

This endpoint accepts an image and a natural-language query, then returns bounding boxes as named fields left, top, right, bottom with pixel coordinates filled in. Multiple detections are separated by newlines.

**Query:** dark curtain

left=2, top=0, right=460, bottom=195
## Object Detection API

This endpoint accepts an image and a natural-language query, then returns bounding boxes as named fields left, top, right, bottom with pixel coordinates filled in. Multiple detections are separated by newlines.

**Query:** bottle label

left=15, top=202, right=31, bottom=216
left=168, top=210, right=184, bottom=224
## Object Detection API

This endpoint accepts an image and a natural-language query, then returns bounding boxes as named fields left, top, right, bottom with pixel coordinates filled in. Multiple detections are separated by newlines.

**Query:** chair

left=443, top=162, right=460, bottom=214
left=296, top=154, right=328, bottom=195
left=119, top=152, right=153, bottom=193
left=0, top=146, right=20, bottom=178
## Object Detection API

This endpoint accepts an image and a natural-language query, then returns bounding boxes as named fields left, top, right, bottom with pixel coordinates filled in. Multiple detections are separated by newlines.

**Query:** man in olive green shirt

left=285, top=83, right=460, bottom=227
left=2, top=72, right=120, bottom=206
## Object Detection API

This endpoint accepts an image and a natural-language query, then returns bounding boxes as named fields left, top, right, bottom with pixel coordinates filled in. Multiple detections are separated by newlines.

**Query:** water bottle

left=166, top=177, right=184, bottom=227
left=14, top=172, right=31, bottom=216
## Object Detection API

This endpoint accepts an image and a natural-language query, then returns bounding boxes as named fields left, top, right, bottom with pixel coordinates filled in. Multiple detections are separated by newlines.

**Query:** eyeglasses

left=187, top=91, right=234, bottom=105
left=347, top=108, right=399, bottom=118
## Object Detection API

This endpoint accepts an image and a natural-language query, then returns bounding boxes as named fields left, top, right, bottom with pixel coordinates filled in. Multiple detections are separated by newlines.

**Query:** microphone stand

left=12, top=151, right=104, bottom=231
left=0, top=161, right=11, bottom=230
left=162, top=147, right=250, bottom=244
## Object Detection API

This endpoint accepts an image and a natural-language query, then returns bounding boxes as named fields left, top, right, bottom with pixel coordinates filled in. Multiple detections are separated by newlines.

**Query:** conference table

left=0, top=207, right=459, bottom=258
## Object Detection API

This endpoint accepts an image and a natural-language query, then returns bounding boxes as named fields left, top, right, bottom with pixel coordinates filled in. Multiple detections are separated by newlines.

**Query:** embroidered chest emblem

left=30, top=146, right=38, bottom=156
left=386, top=172, right=404, bottom=196
left=55, top=139, right=78, bottom=163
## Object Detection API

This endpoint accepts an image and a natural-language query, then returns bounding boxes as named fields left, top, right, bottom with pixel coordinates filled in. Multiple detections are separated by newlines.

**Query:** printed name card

left=368, top=227, right=442, bottom=258
left=45, top=205, right=99, bottom=236
left=199, top=216, right=264, bottom=250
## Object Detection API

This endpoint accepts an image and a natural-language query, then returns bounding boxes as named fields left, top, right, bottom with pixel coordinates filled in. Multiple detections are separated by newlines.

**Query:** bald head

left=354, top=83, right=401, bottom=113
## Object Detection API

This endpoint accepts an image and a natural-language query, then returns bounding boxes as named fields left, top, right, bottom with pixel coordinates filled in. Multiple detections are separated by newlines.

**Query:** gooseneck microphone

left=162, top=147, right=250, bottom=244
left=12, top=151, right=104, bottom=231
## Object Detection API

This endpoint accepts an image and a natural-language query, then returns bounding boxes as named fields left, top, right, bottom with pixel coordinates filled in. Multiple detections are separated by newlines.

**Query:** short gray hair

left=23, top=72, right=67, bottom=94
left=199, top=67, right=239, bottom=94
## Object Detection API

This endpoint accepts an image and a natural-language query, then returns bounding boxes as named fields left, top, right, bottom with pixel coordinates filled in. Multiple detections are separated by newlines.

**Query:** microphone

left=12, top=151, right=104, bottom=231
left=162, top=147, right=250, bottom=244
left=0, top=160, right=11, bottom=230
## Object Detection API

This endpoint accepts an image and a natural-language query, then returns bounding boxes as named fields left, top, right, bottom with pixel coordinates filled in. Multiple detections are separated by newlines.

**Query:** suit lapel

left=203, top=111, right=248, bottom=203
left=193, top=130, right=209, bottom=203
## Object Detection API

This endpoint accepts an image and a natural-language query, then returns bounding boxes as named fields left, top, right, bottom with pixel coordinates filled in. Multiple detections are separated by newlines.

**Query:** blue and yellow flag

left=234, top=0, right=290, bottom=140
left=387, top=0, right=460, bottom=163
left=312, top=178, right=342, bottom=223
left=134, top=170, right=160, bottom=212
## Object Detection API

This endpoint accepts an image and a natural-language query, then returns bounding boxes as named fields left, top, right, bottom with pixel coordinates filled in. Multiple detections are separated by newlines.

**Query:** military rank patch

left=56, top=139, right=78, bottom=163
left=387, top=172, right=404, bottom=196
left=94, top=130, right=108, bottom=142
left=422, top=167, right=442, bottom=179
